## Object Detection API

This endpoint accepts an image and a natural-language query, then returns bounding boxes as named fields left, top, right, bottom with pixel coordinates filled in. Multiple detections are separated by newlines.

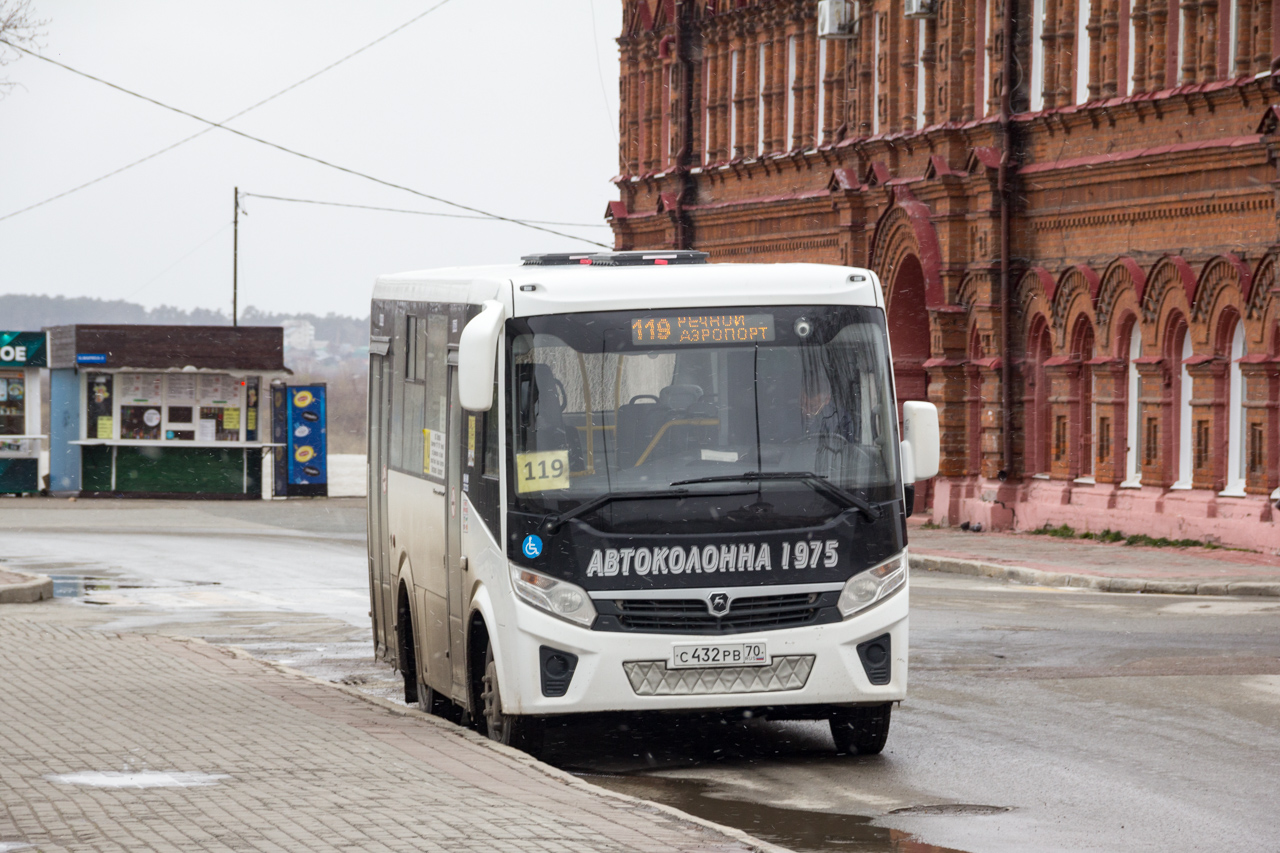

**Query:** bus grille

left=593, top=592, right=840, bottom=635
left=624, top=655, right=815, bottom=695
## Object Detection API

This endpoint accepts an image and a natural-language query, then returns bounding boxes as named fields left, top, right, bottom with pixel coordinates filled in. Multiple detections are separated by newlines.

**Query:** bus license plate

left=670, top=642, right=768, bottom=669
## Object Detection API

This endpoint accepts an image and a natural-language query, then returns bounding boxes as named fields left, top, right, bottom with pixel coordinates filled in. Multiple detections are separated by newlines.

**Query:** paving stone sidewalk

left=909, top=522, right=1280, bottom=595
left=0, top=616, right=779, bottom=853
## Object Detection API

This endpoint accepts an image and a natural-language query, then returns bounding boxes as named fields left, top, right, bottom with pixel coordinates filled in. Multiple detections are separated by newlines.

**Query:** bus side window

left=389, top=302, right=407, bottom=470
left=469, top=363, right=502, bottom=536
left=483, top=368, right=499, bottom=478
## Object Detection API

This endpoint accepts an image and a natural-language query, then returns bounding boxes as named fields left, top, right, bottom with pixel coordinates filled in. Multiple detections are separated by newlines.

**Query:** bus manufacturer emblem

left=708, top=592, right=729, bottom=615
left=522, top=535, right=543, bottom=559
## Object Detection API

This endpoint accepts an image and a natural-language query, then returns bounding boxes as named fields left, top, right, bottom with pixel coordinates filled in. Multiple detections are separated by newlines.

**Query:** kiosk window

left=0, top=373, right=24, bottom=436
left=121, top=406, right=162, bottom=440
left=245, top=378, right=260, bottom=442
left=86, top=374, right=113, bottom=439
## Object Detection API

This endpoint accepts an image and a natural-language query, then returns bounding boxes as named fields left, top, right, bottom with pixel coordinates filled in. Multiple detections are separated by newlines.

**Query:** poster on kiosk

left=272, top=384, right=327, bottom=497
left=0, top=331, right=47, bottom=494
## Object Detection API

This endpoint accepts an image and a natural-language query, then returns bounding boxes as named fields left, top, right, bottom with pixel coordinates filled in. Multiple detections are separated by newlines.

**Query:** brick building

left=608, top=0, right=1280, bottom=550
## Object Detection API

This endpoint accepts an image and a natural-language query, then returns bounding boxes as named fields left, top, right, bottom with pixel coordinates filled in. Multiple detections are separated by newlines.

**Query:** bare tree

left=0, top=0, right=47, bottom=96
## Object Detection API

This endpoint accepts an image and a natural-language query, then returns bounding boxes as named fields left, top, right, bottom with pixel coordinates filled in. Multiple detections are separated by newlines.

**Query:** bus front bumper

left=497, top=582, right=908, bottom=716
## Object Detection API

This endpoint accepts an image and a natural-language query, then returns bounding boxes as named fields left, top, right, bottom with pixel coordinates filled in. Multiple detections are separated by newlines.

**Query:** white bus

left=366, top=251, right=938, bottom=756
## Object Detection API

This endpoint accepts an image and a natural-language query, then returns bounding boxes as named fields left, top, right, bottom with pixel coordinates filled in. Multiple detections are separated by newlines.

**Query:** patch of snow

left=46, top=771, right=229, bottom=789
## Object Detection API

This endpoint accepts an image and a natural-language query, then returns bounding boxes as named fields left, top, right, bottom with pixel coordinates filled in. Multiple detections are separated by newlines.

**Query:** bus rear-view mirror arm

left=900, top=400, right=940, bottom=484
left=459, top=300, right=507, bottom=411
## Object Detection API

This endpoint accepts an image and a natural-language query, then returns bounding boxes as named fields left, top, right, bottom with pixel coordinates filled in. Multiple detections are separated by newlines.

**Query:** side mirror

left=900, top=400, right=939, bottom=482
left=458, top=300, right=506, bottom=411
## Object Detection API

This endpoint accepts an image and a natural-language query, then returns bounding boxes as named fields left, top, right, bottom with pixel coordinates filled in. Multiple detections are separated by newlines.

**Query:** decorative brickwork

left=612, top=0, right=1280, bottom=549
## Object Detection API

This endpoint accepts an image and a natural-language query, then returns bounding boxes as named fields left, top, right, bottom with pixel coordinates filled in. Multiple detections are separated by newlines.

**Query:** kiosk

left=0, top=331, right=47, bottom=494
left=45, top=325, right=288, bottom=498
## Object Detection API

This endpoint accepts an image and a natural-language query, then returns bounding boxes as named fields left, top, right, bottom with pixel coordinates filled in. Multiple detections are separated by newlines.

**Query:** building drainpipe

left=997, top=0, right=1016, bottom=481
left=673, top=1, right=696, bottom=250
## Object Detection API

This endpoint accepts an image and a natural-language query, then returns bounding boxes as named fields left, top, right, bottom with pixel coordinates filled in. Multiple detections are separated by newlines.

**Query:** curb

left=0, top=569, right=54, bottom=604
left=910, top=553, right=1280, bottom=598
left=187, top=638, right=793, bottom=853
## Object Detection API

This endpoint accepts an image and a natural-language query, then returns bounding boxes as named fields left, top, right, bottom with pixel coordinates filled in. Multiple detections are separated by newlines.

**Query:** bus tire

left=481, top=644, right=543, bottom=756
left=420, top=684, right=462, bottom=723
left=829, top=703, right=892, bottom=755
left=396, top=589, right=418, bottom=706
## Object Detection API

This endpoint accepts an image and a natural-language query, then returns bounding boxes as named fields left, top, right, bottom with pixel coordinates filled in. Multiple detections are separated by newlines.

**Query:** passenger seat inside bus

left=614, top=383, right=717, bottom=467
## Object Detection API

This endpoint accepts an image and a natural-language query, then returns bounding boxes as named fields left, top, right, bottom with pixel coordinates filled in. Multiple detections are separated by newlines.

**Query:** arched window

left=1122, top=321, right=1142, bottom=486
left=1221, top=318, right=1247, bottom=496
left=1172, top=326, right=1193, bottom=489
left=1071, top=319, right=1096, bottom=480
left=1028, top=320, right=1053, bottom=475
left=967, top=327, right=984, bottom=474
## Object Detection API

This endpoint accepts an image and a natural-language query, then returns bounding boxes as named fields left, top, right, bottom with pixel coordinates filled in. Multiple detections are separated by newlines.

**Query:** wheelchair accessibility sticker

left=522, top=535, right=543, bottom=559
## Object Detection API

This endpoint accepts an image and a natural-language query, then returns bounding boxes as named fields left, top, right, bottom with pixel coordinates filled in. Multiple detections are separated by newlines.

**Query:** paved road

left=3, top=498, right=1278, bottom=852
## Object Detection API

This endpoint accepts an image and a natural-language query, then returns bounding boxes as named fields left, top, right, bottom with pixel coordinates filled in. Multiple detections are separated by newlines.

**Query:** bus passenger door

left=446, top=362, right=468, bottom=694
left=367, top=353, right=391, bottom=659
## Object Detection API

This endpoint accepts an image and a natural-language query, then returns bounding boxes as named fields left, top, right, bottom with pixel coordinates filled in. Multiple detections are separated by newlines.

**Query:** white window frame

left=1076, top=0, right=1092, bottom=104
left=1122, top=328, right=1142, bottom=487
left=1221, top=319, right=1247, bottom=496
left=1031, top=0, right=1046, bottom=111
left=1172, top=332, right=1193, bottom=489
left=786, top=35, right=798, bottom=146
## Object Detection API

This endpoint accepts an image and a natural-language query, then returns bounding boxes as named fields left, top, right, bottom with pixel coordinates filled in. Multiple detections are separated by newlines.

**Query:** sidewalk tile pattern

left=0, top=619, right=760, bottom=853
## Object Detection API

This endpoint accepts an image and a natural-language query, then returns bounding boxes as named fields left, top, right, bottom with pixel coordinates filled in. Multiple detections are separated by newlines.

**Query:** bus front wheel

left=829, top=703, right=892, bottom=755
left=481, top=644, right=543, bottom=755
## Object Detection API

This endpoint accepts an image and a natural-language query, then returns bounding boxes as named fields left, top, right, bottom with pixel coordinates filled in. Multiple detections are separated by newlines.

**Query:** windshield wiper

left=543, top=489, right=691, bottom=533
left=669, top=472, right=883, bottom=522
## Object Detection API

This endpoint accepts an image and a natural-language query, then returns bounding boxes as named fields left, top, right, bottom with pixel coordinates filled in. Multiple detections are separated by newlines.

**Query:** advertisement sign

left=0, top=331, right=47, bottom=367
left=285, top=384, right=327, bottom=497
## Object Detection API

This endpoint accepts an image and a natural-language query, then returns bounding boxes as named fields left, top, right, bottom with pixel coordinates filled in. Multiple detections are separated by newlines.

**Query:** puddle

left=46, top=771, right=229, bottom=789
left=47, top=574, right=217, bottom=599
left=585, top=775, right=970, bottom=853
left=0, top=843, right=32, bottom=852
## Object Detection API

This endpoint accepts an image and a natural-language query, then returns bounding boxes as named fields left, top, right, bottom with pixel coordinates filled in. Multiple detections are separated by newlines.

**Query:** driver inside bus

left=797, top=375, right=856, bottom=441
left=757, top=348, right=855, bottom=444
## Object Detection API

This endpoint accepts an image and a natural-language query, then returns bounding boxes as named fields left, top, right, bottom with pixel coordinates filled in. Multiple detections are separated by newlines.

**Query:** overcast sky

left=0, top=0, right=622, bottom=319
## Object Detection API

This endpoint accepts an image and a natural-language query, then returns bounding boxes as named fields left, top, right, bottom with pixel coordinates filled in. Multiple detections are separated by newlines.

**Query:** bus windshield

left=507, top=305, right=901, bottom=531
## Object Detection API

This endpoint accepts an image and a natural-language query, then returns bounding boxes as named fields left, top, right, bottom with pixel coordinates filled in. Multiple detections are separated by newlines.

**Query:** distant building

left=282, top=319, right=317, bottom=353
left=610, top=0, right=1279, bottom=549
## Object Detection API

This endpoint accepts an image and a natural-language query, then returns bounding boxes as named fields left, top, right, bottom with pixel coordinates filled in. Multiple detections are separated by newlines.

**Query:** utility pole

left=232, top=186, right=239, bottom=327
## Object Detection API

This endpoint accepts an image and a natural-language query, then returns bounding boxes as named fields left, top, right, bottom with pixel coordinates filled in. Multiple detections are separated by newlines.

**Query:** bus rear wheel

left=481, top=645, right=543, bottom=755
left=419, top=684, right=461, bottom=723
left=829, top=703, right=892, bottom=755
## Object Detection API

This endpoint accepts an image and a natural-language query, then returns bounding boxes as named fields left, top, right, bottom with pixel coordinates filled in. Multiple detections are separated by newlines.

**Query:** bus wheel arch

left=467, top=611, right=543, bottom=755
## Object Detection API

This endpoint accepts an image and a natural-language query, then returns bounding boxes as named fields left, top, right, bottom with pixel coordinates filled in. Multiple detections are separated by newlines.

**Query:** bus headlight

left=837, top=555, right=906, bottom=618
left=510, top=565, right=598, bottom=628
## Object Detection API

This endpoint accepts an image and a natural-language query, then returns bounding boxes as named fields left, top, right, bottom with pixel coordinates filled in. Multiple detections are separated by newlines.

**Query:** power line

left=0, top=40, right=611, bottom=249
left=0, top=0, right=456, bottom=224
left=586, top=0, right=617, bottom=142
left=241, top=192, right=609, bottom=227
left=122, top=220, right=233, bottom=301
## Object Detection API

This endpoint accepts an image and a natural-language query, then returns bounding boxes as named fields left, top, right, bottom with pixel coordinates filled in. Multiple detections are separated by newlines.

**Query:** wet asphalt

left=2, top=497, right=1278, bottom=852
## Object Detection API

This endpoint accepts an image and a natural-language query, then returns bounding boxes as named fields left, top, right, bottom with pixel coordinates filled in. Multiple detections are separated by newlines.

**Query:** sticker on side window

left=515, top=450, right=571, bottom=493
